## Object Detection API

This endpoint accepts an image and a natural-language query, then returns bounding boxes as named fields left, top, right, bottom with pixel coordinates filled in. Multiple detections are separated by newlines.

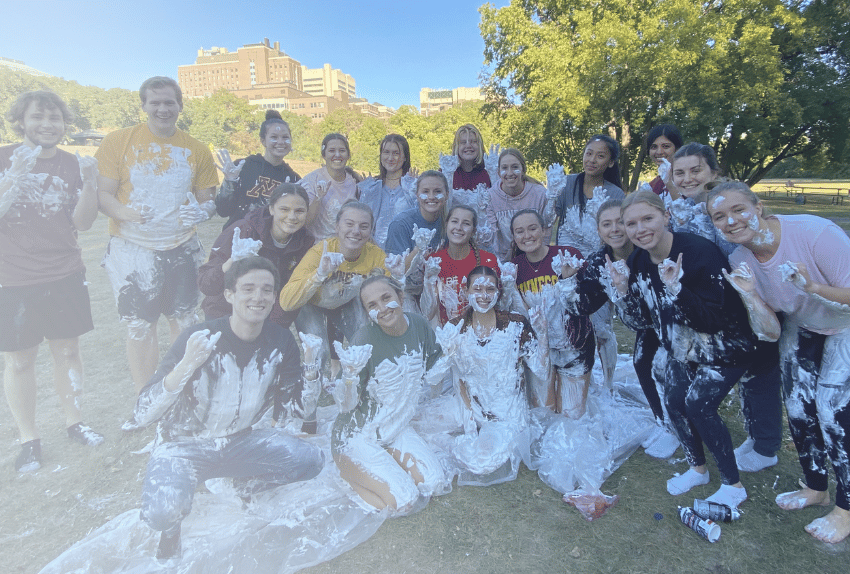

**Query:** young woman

left=442, top=266, right=549, bottom=482
left=199, top=183, right=313, bottom=327
left=707, top=181, right=850, bottom=543
left=301, top=133, right=360, bottom=242
left=558, top=200, right=679, bottom=458
left=331, top=275, right=449, bottom=511
left=384, top=170, right=450, bottom=311
left=644, top=124, right=683, bottom=197
left=422, top=205, right=498, bottom=325
left=550, top=134, right=625, bottom=391
left=510, top=209, right=595, bottom=419
left=358, top=134, right=419, bottom=249
left=214, top=110, right=300, bottom=230
left=278, top=201, right=387, bottom=376
left=449, top=124, right=492, bottom=190
left=608, top=191, right=759, bottom=509
left=486, top=148, right=550, bottom=262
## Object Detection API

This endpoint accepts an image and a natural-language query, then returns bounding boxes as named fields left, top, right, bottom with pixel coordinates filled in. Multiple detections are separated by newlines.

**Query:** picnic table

left=762, top=181, right=848, bottom=204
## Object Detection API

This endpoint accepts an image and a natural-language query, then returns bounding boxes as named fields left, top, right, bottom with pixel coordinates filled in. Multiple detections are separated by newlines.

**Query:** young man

left=95, top=76, right=219, bottom=394
left=132, top=256, right=324, bottom=560
left=0, top=90, right=103, bottom=472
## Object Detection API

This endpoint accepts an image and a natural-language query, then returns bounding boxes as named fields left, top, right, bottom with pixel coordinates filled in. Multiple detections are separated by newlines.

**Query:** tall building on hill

left=178, top=38, right=391, bottom=122
left=301, top=64, right=356, bottom=98
left=419, top=86, right=485, bottom=116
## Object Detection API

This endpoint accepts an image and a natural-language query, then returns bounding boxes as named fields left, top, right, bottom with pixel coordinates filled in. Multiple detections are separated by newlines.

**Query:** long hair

left=378, top=134, right=411, bottom=180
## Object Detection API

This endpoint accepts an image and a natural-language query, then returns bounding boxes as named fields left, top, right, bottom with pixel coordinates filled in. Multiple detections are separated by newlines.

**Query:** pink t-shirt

left=486, top=180, right=548, bottom=261
left=729, top=214, right=850, bottom=334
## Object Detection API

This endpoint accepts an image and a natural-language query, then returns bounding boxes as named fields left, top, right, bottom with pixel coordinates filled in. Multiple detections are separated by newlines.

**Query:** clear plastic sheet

left=39, top=407, right=388, bottom=574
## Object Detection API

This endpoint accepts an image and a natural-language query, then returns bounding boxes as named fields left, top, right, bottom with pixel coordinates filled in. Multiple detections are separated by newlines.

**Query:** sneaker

left=15, top=439, right=41, bottom=473
left=734, top=436, right=755, bottom=459
left=645, top=429, right=680, bottom=459
left=156, top=525, right=181, bottom=560
left=736, top=449, right=778, bottom=472
left=67, top=423, right=104, bottom=446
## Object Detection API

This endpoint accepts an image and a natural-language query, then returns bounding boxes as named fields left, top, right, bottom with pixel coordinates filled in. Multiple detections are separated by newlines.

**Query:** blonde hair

left=621, top=190, right=666, bottom=216
left=452, top=124, right=485, bottom=165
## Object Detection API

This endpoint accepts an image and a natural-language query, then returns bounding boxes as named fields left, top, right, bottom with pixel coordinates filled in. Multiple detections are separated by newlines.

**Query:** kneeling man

left=131, top=256, right=324, bottom=559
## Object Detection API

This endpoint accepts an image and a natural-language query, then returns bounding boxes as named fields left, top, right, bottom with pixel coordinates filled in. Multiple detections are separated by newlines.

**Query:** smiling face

left=649, top=135, right=677, bottom=166
left=597, top=206, right=628, bottom=251
left=499, top=153, right=524, bottom=194
left=323, top=137, right=350, bottom=171
left=380, top=141, right=404, bottom=175
left=623, top=202, right=671, bottom=255
left=456, top=131, right=480, bottom=164
left=141, top=86, right=182, bottom=137
left=262, top=124, right=292, bottom=162
left=269, top=193, right=308, bottom=241
left=446, top=207, right=476, bottom=247
left=511, top=212, right=546, bottom=257
left=466, top=273, right=499, bottom=313
left=336, top=206, right=372, bottom=256
left=224, top=269, right=276, bottom=327
left=417, top=175, right=447, bottom=221
left=19, top=101, right=65, bottom=149
left=583, top=140, right=614, bottom=178
left=360, top=280, right=406, bottom=334
left=672, top=155, right=717, bottom=201
left=707, top=190, right=764, bottom=245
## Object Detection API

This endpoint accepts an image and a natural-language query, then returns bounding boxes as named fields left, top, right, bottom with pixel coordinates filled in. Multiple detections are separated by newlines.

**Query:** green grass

left=1, top=194, right=848, bottom=574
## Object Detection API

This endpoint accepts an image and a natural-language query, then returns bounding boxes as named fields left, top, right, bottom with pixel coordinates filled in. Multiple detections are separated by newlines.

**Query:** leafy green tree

left=480, top=0, right=850, bottom=187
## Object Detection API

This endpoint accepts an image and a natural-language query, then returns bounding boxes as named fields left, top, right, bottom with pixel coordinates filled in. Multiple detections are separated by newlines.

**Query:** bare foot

left=775, top=485, right=830, bottom=510
left=805, top=506, right=850, bottom=544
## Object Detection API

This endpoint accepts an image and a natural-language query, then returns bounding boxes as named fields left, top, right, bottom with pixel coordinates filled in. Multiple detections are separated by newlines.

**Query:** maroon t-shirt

left=0, top=144, right=85, bottom=286
left=452, top=164, right=492, bottom=191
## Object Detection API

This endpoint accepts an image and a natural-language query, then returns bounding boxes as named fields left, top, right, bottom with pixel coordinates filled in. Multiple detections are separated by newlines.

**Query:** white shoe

left=667, top=468, right=710, bottom=496
left=733, top=436, right=755, bottom=459
left=642, top=426, right=663, bottom=449
left=645, top=429, right=680, bottom=459
left=736, top=449, right=778, bottom=472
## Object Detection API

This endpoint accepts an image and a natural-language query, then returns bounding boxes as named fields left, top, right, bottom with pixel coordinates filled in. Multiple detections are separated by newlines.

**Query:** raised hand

left=333, top=342, right=371, bottom=411
left=179, top=192, right=211, bottom=227
left=604, top=254, right=630, bottom=297
left=528, top=304, right=548, bottom=337
left=722, top=262, right=756, bottom=296
left=424, top=256, right=442, bottom=280
left=215, top=149, right=245, bottom=181
left=412, top=224, right=436, bottom=253
left=552, top=249, right=583, bottom=279
left=668, top=197, right=695, bottom=228
left=8, top=145, right=41, bottom=179
left=299, top=332, right=324, bottom=368
left=779, top=261, right=810, bottom=291
left=439, top=153, right=459, bottom=176
left=384, top=252, right=407, bottom=280
left=546, top=163, right=566, bottom=197
left=484, top=144, right=501, bottom=180
left=658, top=253, right=684, bottom=296
left=658, top=157, right=672, bottom=182
left=298, top=332, right=324, bottom=413
left=169, top=329, right=222, bottom=391
left=76, top=152, right=99, bottom=184
left=316, top=240, right=345, bottom=281
left=435, top=320, right=464, bottom=357
left=499, top=261, right=517, bottom=289
left=315, top=179, right=329, bottom=199
left=230, top=227, right=263, bottom=261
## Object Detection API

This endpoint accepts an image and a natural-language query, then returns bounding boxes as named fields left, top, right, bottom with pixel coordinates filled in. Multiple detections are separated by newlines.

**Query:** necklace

left=524, top=250, right=548, bottom=273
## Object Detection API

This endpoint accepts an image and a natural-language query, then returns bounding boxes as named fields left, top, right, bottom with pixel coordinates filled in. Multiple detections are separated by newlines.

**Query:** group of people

left=2, top=76, right=850, bottom=565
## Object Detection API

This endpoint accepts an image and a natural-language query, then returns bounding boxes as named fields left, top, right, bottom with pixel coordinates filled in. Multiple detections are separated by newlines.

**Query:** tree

left=178, top=89, right=261, bottom=155
left=480, top=0, right=850, bottom=187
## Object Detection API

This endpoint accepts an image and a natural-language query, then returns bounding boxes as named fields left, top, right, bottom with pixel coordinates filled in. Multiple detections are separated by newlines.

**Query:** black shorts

left=0, top=270, right=94, bottom=352
left=102, top=236, right=202, bottom=324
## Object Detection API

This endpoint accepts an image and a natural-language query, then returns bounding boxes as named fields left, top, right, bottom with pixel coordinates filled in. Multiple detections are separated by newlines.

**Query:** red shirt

left=429, top=246, right=497, bottom=324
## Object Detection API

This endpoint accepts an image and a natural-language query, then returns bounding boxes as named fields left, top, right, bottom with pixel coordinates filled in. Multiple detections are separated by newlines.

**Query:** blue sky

left=0, top=0, right=507, bottom=110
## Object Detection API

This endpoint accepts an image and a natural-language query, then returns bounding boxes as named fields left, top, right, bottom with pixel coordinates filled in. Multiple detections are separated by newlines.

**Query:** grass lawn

left=0, top=172, right=847, bottom=574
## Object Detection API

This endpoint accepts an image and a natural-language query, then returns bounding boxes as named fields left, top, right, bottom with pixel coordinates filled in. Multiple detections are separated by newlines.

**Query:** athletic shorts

left=102, top=236, right=204, bottom=324
left=0, top=269, right=94, bottom=352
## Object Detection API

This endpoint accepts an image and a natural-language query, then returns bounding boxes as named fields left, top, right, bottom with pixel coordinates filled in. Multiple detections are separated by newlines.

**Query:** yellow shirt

left=95, top=124, right=219, bottom=250
left=279, top=238, right=388, bottom=310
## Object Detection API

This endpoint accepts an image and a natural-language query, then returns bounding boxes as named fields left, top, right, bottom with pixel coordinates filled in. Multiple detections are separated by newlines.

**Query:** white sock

left=707, top=483, right=747, bottom=509
left=667, top=468, right=710, bottom=495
